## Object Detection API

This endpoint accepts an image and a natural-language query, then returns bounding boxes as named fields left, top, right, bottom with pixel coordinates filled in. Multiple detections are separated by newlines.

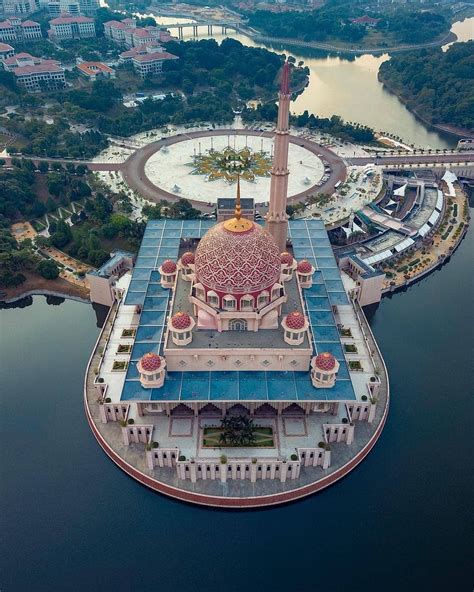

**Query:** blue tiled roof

left=120, top=219, right=355, bottom=402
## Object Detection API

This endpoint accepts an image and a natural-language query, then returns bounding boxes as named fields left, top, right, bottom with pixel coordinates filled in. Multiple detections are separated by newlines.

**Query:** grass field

left=202, top=426, right=274, bottom=448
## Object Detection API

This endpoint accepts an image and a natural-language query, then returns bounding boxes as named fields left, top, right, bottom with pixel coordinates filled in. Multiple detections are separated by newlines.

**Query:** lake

left=1, top=204, right=472, bottom=590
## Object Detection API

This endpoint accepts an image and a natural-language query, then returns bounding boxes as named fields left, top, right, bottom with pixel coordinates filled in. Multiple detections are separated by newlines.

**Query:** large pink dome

left=194, top=221, right=281, bottom=295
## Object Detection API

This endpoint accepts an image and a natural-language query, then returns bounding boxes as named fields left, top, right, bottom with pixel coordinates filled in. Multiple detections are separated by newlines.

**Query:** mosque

left=86, top=63, right=388, bottom=505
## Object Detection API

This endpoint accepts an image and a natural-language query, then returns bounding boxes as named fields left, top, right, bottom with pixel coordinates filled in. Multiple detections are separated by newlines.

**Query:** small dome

left=140, top=352, right=161, bottom=372
left=161, top=260, right=177, bottom=274
left=315, top=352, right=336, bottom=371
left=171, top=311, right=192, bottom=330
left=181, top=252, right=195, bottom=266
left=281, top=251, right=293, bottom=265
left=285, top=310, right=306, bottom=330
left=297, top=260, right=313, bottom=274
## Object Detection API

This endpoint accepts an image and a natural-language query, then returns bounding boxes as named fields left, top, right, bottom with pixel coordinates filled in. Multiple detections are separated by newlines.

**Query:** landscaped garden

left=112, top=361, right=128, bottom=372
left=202, top=416, right=274, bottom=448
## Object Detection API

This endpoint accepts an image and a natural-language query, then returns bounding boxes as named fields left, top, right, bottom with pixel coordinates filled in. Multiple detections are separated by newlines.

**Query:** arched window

left=222, top=294, right=236, bottom=311
left=240, top=294, right=254, bottom=311
left=257, top=291, right=269, bottom=308
left=207, top=291, right=219, bottom=307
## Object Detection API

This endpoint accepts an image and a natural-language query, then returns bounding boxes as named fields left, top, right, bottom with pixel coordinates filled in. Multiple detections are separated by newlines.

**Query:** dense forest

left=247, top=2, right=448, bottom=45
left=378, top=41, right=474, bottom=132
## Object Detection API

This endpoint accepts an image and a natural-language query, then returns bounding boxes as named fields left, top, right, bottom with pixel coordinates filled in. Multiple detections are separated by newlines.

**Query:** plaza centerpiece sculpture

left=189, top=145, right=272, bottom=183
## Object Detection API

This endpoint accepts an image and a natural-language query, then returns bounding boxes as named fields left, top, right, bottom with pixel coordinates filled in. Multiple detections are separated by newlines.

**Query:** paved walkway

left=120, top=128, right=347, bottom=209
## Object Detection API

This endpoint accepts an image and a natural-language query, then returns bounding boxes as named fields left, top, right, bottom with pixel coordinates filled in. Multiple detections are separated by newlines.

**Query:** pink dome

left=285, top=310, right=306, bottom=330
left=315, top=352, right=336, bottom=371
left=281, top=251, right=293, bottom=265
left=140, top=352, right=161, bottom=372
left=194, top=221, right=281, bottom=295
left=161, top=260, right=177, bottom=274
left=297, top=260, right=313, bottom=274
left=171, top=311, right=192, bottom=330
left=181, top=252, right=195, bottom=266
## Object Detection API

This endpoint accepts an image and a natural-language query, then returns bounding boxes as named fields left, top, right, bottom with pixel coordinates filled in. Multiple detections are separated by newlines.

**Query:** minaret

left=266, top=61, right=291, bottom=252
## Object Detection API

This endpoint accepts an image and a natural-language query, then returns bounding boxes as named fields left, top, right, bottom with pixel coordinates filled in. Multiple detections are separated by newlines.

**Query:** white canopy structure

left=442, top=170, right=457, bottom=197
left=393, top=184, right=407, bottom=197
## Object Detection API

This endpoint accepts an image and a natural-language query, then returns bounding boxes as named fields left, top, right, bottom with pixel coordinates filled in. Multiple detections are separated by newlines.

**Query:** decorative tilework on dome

left=171, top=311, right=192, bottom=329
left=140, top=352, right=161, bottom=371
left=314, top=352, right=336, bottom=371
left=285, top=310, right=306, bottom=329
left=181, top=252, right=195, bottom=266
left=161, top=260, right=177, bottom=273
left=280, top=251, right=293, bottom=265
left=297, top=260, right=313, bottom=274
left=194, top=221, right=281, bottom=295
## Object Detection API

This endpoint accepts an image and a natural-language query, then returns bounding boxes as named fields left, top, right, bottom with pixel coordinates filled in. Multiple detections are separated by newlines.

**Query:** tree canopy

left=379, top=41, right=474, bottom=131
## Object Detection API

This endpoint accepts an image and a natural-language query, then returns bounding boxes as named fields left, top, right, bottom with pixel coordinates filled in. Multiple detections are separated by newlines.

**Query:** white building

left=0, top=17, right=41, bottom=42
left=104, top=18, right=172, bottom=48
left=0, top=41, right=14, bottom=60
left=119, top=44, right=178, bottom=78
left=48, top=14, right=95, bottom=40
left=3, top=52, right=65, bottom=91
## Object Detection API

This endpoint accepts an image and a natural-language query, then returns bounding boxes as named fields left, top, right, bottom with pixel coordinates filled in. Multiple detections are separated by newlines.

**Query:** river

left=1, top=203, right=473, bottom=590
left=147, top=15, right=473, bottom=149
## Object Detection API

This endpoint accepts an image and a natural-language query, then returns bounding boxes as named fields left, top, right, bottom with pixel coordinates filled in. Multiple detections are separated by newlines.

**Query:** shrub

left=290, top=454, right=298, bottom=461
left=127, top=418, right=135, bottom=425
left=178, top=455, right=186, bottom=461
left=361, top=395, right=368, bottom=401
left=37, top=259, right=60, bottom=280
left=152, top=441, right=159, bottom=448
left=342, top=418, right=348, bottom=424
left=318, top=441, right=325, bottom=448
left=98, top=377, right=104, bottom=383
left=105, top=397, right=111, bottom=403
left=324, top=444, right=331, bottom=451
left=220, top=454, right=228, bottom=464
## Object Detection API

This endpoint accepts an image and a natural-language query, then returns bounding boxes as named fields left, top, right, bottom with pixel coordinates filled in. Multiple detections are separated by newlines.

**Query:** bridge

left=163, top=20, right=241, bottom=40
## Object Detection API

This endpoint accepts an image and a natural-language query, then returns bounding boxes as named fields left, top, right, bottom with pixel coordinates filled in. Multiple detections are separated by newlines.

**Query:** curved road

left=120, top=128, right=347, bottom=209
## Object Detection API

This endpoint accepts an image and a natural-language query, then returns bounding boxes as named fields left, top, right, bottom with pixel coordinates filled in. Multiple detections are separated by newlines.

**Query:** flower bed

left=112, top=360, right=128, bottom=372
left=349, top=361, right=363, bottom=371
left=117, top=344, right=132, bottom=354
left=202, top=426, right=274, bottom=448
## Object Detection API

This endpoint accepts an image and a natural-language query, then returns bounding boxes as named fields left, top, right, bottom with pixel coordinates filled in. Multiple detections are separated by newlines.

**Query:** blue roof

left=120, top=219, right=356, bottom=402
left=89, top=250, right=135, bottom=278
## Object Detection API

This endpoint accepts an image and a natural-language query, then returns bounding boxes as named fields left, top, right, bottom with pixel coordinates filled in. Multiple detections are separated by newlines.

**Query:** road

left=347, top=152, right=474, bottom=166
left=120, top=128, right=347, bottom=209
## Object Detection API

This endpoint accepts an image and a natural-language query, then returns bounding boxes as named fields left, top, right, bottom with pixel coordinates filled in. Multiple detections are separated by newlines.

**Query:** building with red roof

left=350, top=15, right=381, bottom=28
left=3, top=52, right=65, bottom=92
left=0, top=42, right=15, bottom=61
left=48, top=14, right=96, bottom=41
left=0, top=17, right=41, bottom=43
left=76, top=60, right=115, bottom=81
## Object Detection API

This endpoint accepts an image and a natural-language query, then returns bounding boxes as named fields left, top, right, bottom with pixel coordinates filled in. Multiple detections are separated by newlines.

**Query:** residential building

left=119, top=43, right=177, bottom=78
left=104, top=18, right=172, bottom=48
left=48, top=14, right=95, bottom=40
left=0, top=41, right=14, bottom=60
left=0, top=0, right=37, bottom=16
left=3, top=52, right=65, bottom=91
left=76, top=60, right=115, bottom=80
left=0, top=17, right=41, bottom=42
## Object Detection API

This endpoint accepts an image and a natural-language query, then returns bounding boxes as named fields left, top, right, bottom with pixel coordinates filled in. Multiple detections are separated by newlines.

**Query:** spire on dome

left=234, top=174, right=242, bottom=220
left=280, top=61, right=290, bottom=95
left=223, top=174, right=253, bottom=233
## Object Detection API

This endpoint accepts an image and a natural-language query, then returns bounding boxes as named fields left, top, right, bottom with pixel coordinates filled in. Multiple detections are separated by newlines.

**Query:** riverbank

left=378, top=75, right=474, bottom=140
left=0, top=272, right=90, bottom=304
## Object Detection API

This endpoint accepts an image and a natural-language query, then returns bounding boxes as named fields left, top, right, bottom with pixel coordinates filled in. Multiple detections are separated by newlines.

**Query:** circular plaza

left=121, top=129, right=347, bottom=208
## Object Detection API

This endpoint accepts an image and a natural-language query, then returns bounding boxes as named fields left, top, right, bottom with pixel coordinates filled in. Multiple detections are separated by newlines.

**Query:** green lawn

left=203, top=426, right=274, bottom=448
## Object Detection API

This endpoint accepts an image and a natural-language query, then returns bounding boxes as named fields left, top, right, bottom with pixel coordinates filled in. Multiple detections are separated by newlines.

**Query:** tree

left=38, top=161, right=49, bottom=173
left=37, top=259, right=60, bottom=280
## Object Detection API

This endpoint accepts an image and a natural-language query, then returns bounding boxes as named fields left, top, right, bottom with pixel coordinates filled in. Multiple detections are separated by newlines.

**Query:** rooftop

left=77, top=61, right=114, bottom=76
left=88, top=250, right=134, bottom=278
left=105, top=220, right=363, bottom=404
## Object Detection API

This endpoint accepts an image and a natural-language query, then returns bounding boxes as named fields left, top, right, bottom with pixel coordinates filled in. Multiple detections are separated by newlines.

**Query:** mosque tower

left=266, top=61, right=291, bottom=252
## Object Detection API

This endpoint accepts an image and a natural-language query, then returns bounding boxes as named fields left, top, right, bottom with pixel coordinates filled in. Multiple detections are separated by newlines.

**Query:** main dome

left=194, top=221, right=281, bottom=295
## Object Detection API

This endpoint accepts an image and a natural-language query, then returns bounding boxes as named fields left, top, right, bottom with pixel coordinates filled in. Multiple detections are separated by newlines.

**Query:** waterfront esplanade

left=86, top=218, right=388, bottom=507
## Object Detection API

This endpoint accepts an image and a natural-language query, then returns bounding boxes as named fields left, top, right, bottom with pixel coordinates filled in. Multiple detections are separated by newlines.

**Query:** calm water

left=1, top=208, right=473, bottom=590
left=153, top=16, right=474, bottom=148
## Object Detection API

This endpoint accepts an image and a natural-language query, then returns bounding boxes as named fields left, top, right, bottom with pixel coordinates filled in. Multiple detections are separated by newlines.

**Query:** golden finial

left=223, top=175, right=253, bottom=233
left=235, top=174, right=242, bottom=220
